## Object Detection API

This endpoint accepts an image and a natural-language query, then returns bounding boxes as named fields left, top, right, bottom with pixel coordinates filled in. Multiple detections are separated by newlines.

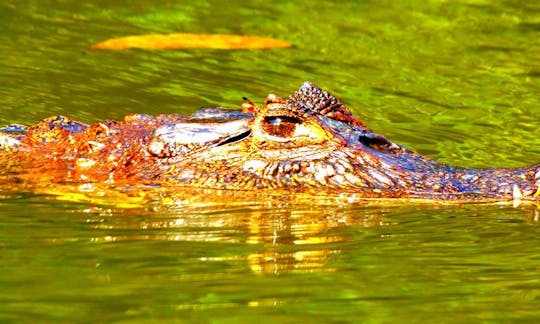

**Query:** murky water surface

left=1, top=0, right=540, bottom=322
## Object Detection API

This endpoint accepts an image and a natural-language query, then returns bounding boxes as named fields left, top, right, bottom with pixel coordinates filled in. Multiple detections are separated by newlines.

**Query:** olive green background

left=1, top=1, right=540, bottom=322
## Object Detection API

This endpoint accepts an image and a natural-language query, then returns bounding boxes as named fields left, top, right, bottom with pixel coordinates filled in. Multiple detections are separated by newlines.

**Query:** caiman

left=1, top=82, right=539, bottom=202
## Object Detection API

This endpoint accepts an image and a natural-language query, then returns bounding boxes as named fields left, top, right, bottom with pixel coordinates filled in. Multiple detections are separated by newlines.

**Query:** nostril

left=358, top=133, right=404, bottom=152
left=358, top=134, right=388, bottom=147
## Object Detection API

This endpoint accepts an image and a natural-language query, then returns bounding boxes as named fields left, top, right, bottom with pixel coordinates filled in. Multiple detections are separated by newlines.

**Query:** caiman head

left=2, top=82, right=539, bottom=200
left=146, top=82, right=453, bottom=196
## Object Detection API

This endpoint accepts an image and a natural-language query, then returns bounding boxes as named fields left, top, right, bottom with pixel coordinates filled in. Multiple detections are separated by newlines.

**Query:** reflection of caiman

left=1, top=82, right=538, bottom=201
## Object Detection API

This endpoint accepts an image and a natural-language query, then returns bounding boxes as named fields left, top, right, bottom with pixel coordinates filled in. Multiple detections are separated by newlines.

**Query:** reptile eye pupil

left=262, top=116, right=300, bottom=137
left=268, top=117, right=282, bottom=125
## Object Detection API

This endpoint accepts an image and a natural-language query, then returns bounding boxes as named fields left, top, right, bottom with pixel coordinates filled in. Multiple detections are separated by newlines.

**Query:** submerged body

left=1, top=82, right=539, bottom=201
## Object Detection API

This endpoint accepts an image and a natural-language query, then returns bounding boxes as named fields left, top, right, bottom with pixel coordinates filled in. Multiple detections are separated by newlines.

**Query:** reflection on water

left=29, top=190, right=539, bottom=278
left=66, top=198, right=393, bottom=275
left=2, top=192, right=540, bottom=321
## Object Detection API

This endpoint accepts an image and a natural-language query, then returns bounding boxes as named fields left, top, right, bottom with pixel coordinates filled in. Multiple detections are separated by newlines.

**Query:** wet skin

left=1, top=82, right=538, bottom=201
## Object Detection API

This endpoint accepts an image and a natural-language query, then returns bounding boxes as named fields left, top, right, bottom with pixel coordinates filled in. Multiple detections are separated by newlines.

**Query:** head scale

left=286, top=82, right=371, bottom=131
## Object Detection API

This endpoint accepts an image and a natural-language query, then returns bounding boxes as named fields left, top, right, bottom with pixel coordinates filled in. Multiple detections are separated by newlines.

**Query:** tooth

left=513, top=184, right=523, bottom=200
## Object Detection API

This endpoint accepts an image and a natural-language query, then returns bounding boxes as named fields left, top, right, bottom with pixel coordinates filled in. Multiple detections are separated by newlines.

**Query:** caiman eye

left=262, top=116, right=301, bottom=138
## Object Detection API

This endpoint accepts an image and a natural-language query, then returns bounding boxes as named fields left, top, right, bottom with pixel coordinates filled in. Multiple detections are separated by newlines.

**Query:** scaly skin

left=0, top=82, right=539, bottom=201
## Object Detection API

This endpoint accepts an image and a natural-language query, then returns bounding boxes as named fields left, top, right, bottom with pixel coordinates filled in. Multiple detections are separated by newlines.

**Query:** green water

left=2, top=0, right=540, bottom=322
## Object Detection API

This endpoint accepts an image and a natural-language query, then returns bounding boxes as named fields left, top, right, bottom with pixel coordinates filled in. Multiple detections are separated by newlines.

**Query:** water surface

left=1, top=0, right=540, bottom=322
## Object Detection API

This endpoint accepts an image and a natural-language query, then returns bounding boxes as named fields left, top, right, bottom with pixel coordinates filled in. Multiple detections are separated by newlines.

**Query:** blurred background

left=2, top=1, right=540, bottom=322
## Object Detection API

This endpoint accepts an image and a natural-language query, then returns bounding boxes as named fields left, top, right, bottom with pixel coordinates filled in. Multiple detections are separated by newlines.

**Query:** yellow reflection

left=79, top=201, right=390, bottom=274
left=28, top=184, right=398, bottom=274
left=247, top=249, right=339, bottom=274
left=248, top=299, right=285, bottom=307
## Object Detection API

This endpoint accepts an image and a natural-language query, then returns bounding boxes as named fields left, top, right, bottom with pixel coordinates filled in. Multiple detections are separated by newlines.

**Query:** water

left=1, top=0, right=540, bottom=322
